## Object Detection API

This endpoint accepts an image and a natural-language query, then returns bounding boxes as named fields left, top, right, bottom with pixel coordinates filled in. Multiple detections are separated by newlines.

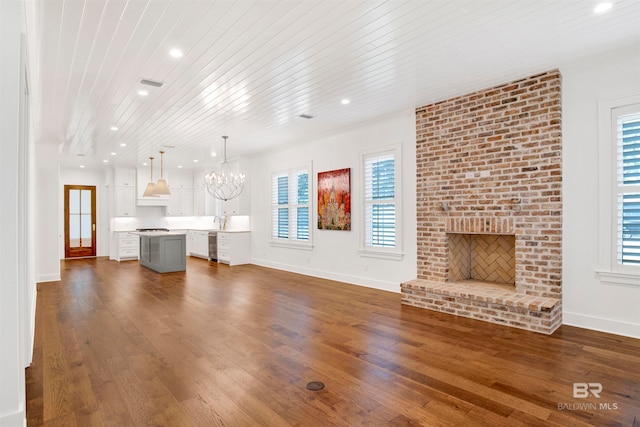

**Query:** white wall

left=36, top=143, right=61, bottom=282
left=250, top=111, right=417, bottom=293
left=59, top=168, right=111, bottom=258
left=0, top=0, right=28, bottom=425
left=562, top=46, right=640, bottom=338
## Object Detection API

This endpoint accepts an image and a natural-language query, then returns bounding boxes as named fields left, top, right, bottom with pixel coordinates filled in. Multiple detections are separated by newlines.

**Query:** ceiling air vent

left=299, top=114, right=314, bottom=119
left=140, top=78, right=164, bottom=88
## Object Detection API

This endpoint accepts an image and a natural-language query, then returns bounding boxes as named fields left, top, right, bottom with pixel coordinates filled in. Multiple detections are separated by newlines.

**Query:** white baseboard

left=563, top=311, right=640, bottom=339
left=251, top=258, right=401, bottom=294
left=0, top=408, right=25, bottom=427
left=36, top=274, right=60, bottom=283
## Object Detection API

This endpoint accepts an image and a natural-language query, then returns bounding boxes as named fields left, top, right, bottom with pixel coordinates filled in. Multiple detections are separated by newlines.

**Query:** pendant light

left=205, top=136, right=245, bottom=201
left=142, top=157, right=156, bottom=197
left=153, top=150, right=171, bottom=195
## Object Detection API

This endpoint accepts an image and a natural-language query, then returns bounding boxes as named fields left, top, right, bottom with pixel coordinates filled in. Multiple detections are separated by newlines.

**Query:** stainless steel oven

left=208, top=231, right=218, bottom=261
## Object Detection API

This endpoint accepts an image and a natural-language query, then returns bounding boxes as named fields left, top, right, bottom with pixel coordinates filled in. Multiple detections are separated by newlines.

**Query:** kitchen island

left=133, top=231, right=187, bottom=273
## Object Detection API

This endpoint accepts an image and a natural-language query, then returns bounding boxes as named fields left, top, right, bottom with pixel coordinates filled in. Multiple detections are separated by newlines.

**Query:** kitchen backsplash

left=113, top=208, right=251, bottom=232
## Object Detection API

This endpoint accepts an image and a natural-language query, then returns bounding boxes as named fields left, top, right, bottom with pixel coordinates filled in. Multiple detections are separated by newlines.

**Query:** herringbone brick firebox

left=448, top=233, right=515, bottom=285
left=402, top=70, right=562, bottom=334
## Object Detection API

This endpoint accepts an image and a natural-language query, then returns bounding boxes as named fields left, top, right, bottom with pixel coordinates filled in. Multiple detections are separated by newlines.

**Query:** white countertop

left=129, top=231, right=187, bottom=236
left=116, top=229, right=250, bottom=234
left=187, top=228, right=250, bottom=232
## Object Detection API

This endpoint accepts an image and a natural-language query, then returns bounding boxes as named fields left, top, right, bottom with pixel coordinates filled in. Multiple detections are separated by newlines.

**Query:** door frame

left=64, top=185, right=97, bottom=258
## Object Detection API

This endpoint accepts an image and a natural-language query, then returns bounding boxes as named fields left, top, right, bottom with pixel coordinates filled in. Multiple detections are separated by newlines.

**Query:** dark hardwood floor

left=26, top=257, right=640, bottom=426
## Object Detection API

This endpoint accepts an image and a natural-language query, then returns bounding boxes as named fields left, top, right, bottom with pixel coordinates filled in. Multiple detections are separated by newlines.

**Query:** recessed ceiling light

left=594, top=2, right=612, bottom=13
left=110, top=126, right=118, bottom=131
left=138, top=90, right=149, bottom=96
left=178, top=165, right=183, bottom=169
left=120, top=143, right=126, bottom=147
left=211, top=151, right=217, bottom=158
left=110, top=152, right=117, bottom=156
left=143, top=162, right=148, bottom=166
left=341, top=99, right=350, bottom=105
left=80, top=165, right=85, bottom=168
left=103, top=159, right=109, bottom=163
left=169, top=48, right=183, bottom=58
left=193, top=159, right=199, bottom=163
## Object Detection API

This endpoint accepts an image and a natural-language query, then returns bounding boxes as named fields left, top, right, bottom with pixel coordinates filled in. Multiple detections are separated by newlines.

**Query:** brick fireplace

left=402, top=70, right=562, bottom=334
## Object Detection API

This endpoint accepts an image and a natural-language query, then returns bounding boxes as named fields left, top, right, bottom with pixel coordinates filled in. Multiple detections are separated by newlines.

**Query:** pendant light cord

left=222, top=136, right=228, bottom=163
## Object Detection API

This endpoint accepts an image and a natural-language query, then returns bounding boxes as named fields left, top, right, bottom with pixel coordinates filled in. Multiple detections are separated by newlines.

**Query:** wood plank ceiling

left=33, top=0, right=640, bottom=170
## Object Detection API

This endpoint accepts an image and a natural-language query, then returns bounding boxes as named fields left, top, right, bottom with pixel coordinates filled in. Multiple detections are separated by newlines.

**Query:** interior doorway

left=64, top=185, right=97, bottom=258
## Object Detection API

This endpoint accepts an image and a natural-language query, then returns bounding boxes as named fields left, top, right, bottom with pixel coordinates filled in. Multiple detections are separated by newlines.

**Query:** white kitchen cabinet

left=217, top=232, right=251, bottom=266
left=193, top=172, right=217, bottom=216
left=115, top=186, right=136, bottom=217
left=220, top=197, right=240, bottom=216
left=187, top=230, right=210, bottom=259
left=193, top=171, right=206, bottom=189
left=193, top=187, right=206, bottom=216
left=186, top=231, right=193, bottom=254
left=167, top=168, right=193, bottom=190
left=166, top=188, right=194, bottom=216
left=115, top=168, right=136, bottom=187
left=114, top=168, right=137, bottom=216
left=166, top=169, right=194, bottom=216
left=180, top=189, right=194, bottom=215
left=112, top=232, right=139, bottom=261
left=166, top=190, right=180, bottom=216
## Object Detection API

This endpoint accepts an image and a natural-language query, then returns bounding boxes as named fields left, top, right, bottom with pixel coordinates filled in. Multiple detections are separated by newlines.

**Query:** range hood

left=137, top=195, right=169, bottom=207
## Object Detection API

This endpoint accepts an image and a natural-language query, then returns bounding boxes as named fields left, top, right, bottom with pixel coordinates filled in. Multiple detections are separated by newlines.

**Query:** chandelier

left=205, top=136, right=245, bottom=201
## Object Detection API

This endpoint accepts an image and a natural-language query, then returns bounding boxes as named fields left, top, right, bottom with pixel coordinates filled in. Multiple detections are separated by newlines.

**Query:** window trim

left=269, top=162, right=313, bottom=250
left=359, top=143, right=403, bottom=260
left=596, top=95, right=640, bottom=286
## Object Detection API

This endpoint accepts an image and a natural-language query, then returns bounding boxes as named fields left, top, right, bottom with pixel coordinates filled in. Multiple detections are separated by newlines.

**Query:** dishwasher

left=208, top=231, right=218, bottom=261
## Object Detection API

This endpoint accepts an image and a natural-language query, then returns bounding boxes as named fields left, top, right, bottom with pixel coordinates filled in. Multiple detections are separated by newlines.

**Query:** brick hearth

left=402, top=70, right=562, bottom=334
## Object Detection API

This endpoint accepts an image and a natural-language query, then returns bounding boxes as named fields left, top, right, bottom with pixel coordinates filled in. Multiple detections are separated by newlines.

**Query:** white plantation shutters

left=272, top=166, right=310, bottom=243
left=273, top=174, right=289, bottom=239
left=362, top=145, right=401, bottom=256
left=364, top=153, right=396, bottom=247
left=617, top=112, right=640, bottom=265
left=294, top=171, right=310, bottom=240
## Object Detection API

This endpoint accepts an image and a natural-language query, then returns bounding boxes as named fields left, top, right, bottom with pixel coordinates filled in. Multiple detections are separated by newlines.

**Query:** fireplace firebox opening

left=447, top=233, right=515, bottom=287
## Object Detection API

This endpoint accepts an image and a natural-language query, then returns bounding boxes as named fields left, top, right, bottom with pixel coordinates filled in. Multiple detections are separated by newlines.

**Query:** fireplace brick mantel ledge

left=401, top=279, right=562, bottom=334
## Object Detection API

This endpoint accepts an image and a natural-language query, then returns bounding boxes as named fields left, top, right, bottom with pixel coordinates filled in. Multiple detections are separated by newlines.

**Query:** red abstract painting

left=318, top=168, right=351, bottom=231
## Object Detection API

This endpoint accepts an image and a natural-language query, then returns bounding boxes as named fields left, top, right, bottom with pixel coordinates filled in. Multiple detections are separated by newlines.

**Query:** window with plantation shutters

left=361, top=145, right=402, bottom=258
left=271, top=164, right=311, bottom=247
left=617, top=112, right=640, bottom=266
left=596, top=98, right=640, bottom=287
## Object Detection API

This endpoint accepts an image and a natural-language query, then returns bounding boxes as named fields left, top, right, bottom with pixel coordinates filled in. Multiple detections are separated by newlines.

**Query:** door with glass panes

left=64, top=185, right=97, bottom=258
